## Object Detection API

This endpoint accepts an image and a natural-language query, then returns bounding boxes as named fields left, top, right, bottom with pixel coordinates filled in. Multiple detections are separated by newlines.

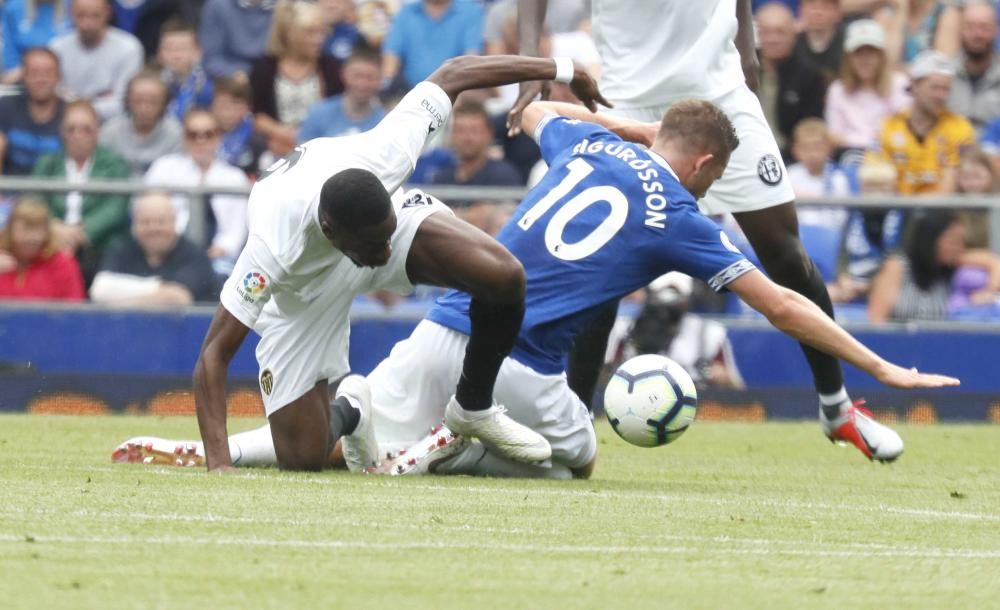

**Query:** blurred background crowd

left=0, top=0, right=999, bottom=335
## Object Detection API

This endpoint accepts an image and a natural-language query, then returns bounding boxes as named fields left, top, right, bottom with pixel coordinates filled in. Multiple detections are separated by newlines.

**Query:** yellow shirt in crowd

left=878, top=110, right=975, bottom=195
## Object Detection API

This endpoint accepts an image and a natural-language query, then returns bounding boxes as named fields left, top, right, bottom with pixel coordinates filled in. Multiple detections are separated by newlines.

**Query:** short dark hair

left=907, top=210, right=962, bottom=290
left=452, top=99, right=491, bottom=128
left=319, top=168, right=392, bottom=230
left=159, top=17, right=197, bottom=39
left=657, top=99, right=739, bottom=165
left=213, top=76, right=252, bottom=103
left=344, top=47, right=382, bottom=68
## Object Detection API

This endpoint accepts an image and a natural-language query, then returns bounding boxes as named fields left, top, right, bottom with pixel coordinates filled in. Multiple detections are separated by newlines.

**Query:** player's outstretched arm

left=727, top=270, right=960, bottom=389
left=735, top=0, right=760, bottom=93
left=516, top=100, right=657, bottom=145
left=427, top=55, right=609, bottom=111
left=193, top=305, right=251, bottom=472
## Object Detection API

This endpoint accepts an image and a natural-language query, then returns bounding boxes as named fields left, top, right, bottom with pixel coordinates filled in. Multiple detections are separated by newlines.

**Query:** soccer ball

left=603, top=354, right=698, bottom=447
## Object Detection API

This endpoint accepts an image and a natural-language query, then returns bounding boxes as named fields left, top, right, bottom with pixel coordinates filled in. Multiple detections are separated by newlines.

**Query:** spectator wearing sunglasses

left=144, top=108, right=249, bottom=273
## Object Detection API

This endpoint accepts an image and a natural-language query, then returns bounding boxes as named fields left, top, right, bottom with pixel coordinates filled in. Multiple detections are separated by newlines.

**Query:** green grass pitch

left=1, top=414, right=997, bottom=609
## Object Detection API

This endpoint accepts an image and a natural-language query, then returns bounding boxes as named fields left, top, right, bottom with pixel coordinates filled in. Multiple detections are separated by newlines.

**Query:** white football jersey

left=591, top=0, right=745, bottom=107
left=220, top=81, right=453, bottom=329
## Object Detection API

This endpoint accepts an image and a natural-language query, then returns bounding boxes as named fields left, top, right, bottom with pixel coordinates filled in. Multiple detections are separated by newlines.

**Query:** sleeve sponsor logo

left=236, top=271, right=268, bottom=304
left=420, top=98, right=445, bottom=131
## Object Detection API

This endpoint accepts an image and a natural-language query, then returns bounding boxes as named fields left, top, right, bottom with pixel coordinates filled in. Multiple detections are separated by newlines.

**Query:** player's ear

left=693, top=153, right=715, bottom=173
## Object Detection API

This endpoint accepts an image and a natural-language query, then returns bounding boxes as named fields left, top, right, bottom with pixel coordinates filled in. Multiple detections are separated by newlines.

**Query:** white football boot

left=112, top=437, right=204, bottom=467
left=443, top=396, right=550, bottom=463
left=338, top=374, right=380, bottom=472
left=368, top=424, right=468, bottom=475
left=820, top=400, right=904, bottom=462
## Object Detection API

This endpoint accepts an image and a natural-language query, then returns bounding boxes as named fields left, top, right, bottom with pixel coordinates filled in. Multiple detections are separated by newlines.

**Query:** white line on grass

left=11, top=465, right=999, bottom=523
left=9, top=506, right=994, bottom=557
left=0, top=533, right=997, bottom=560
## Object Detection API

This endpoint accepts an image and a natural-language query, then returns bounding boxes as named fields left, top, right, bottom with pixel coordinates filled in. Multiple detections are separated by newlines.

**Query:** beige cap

left=844, top=19, right=886, bottom=53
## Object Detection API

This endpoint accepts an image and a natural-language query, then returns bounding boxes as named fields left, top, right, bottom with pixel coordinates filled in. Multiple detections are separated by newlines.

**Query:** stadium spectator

left=948, top=1, right=1000, bottom=128
left=354, top=0, right=398, bottom=49
left=431, top=99, right=522, bottom=195
left=753, top=0, right=798, bottom=12
left=113, top=0, right=203, bottom=58
left=318, top=0, right=362, bottom=62
left=604, top=273, right=743, bottom=389
left=878, top=50, right=974, bottom=194
left=157, top=18, right=214, bottom=121
left=50, top=0, right=144, bottom=122
left=383, top=0, right=484, bottom=89
left=829, top=156, right=904, bottom=303
left=212, top=75, right=268, bottom=178
left=786, top=118, right=853, bottom=198
left=869, top=210, right=1000, bottom=322
left=893, top=0, right=961, bottom=63
left=0, top=197, right=85, bottom=301
left=955, top=148, right=998, bottom=247
left=98, top=70, right=183, bottom=176
left=1, top=0, right=72, bottom=83
left=199, top=0, right=275, bottom=81
left=824, top=19, right=910, bottom=155
left=33, top=100, right=130, bottom=284
left=0, top=48, right=65, bottom=175
left=297, top=50, right=384, bottom=142
left=794, top=0, right=846, bottom=81
left=250, top=0, right=343, bottom=156
left=755, top=2, right=827, bottom=154
left=90, top=191, right=220, bottom=305
left=485, top=0, right=589, bottom=56
left=144, top=109, right=249, bottom=271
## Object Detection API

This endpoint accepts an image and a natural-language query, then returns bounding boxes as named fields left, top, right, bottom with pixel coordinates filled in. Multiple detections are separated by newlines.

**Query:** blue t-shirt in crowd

left=297, top=96, right=386, bottom=142
left=383, top=0, right=484, bottom=87
left=2, top=0, right=72, bottom=70
left=112, top=0, right=148, bottom=33
left=0, top=94, right=63, bottom=175
left=428, top=116, right=756, bottom=374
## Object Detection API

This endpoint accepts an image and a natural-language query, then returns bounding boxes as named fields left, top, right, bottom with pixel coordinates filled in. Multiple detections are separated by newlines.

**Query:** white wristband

left=553, top=57, right=574, bottom=84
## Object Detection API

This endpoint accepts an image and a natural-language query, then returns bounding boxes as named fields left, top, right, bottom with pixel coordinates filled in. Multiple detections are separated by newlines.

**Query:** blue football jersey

left=427, top=115, right=755, bottom=374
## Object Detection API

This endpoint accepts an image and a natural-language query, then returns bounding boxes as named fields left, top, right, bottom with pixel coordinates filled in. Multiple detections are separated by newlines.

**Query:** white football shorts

left=368, top=319, right=598, bottom=469
left=604, top=85, right=796, bottom=215
left=250, top=195, right=449, bottom=416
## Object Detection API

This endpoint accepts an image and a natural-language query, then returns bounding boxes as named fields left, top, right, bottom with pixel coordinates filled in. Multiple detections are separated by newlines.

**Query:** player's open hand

left=569, top=66, right=612, bottom=114
left=507, top=80, right=551, bottom=137
left=876, top=363, right=960, bottom=389
left=207, top=463, right=237, bottom=474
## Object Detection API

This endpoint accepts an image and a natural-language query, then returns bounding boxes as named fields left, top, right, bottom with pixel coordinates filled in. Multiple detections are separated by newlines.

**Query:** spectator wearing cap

left=49, top=0, right=144, bottom=122
left=318, top=0, right=363, bottom=62
left=1, top=0, right=72, bottom=83
left=383, top=0, right=484, bottom=89
left=794, top=0, right=846, bottom=82
left=297, top=50, right=385, bottom=142
left=0, top=48, right=65, bottom=176
left=199, top=0, right=275, bottom=81
left=948, top=1, right=1000, bottom=128
left=756, top=2, right=827, bottom=155
left=98, top=71, right=184, bottom=176
left=825, top=19, right=910, bottom=154
left=877, top=50, right=975, bottom=194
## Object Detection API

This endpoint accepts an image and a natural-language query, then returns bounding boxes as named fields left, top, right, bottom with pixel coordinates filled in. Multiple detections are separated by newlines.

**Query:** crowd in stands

left=0, top=0, right=998, bottom=325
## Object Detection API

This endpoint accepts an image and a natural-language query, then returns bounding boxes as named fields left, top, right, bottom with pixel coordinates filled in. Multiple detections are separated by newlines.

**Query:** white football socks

left=228, top=424, right=278, bottom=467
left=819, top=387, right=851, bottom=419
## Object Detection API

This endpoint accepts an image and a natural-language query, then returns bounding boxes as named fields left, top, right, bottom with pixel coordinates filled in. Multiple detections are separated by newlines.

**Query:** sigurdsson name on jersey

left=568, top=137, right=668, bottom=230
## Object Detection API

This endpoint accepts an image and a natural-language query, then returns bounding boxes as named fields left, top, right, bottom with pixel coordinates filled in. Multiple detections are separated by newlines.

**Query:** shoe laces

left=849, top=399, right=874, bottom=420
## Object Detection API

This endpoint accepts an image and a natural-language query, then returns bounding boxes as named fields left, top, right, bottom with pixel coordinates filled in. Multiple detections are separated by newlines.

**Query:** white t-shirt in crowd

left=220, top=81, right=453, bottom=329
left=144, top=154, right=250, bottom=260
left=592, top=0, right=745, bottom=108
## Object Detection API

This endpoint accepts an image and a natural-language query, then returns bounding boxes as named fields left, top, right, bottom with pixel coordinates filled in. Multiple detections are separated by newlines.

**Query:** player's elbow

left=427, top=55, right=477, bottom=96
left=494, top=255, right=526, bottom=304
left=763, top=291, right=806, bottom=337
